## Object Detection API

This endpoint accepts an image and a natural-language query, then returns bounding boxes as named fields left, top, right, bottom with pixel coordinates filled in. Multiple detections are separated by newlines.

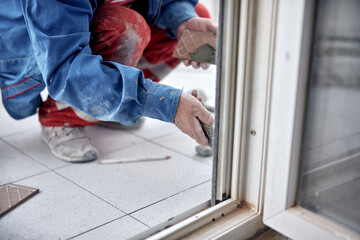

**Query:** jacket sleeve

left=156, top=0, right=199, bottom=38
left=19, top=0, right=182, bottom=126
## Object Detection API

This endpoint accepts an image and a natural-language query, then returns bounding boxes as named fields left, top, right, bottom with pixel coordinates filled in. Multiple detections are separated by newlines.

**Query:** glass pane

left=298, top=0, right=360, bottom=234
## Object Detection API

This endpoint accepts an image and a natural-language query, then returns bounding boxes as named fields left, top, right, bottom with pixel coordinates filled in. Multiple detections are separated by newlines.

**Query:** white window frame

left=143, top=0, right=278, bottom=239
left=263, top=0, right=360, bottom=239
left=139, top=0, right=360, bottom=239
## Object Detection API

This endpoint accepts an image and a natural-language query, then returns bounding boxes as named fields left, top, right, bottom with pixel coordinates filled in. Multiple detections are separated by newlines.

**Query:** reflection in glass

left=298, top=0, right=360, bottom=234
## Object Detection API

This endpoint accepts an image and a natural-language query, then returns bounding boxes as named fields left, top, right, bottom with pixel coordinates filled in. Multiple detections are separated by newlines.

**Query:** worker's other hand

left=177, top=17, right=217, bottom=70
left=174, top=92, right=214, bottom=146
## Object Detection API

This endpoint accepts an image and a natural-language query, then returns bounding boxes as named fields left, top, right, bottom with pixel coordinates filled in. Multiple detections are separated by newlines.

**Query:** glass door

left=297, top=0, right=360, bottom=234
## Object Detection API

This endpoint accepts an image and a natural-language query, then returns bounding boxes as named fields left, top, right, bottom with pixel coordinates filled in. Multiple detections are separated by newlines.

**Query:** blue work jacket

left=0, top=0, right=198, bottom=125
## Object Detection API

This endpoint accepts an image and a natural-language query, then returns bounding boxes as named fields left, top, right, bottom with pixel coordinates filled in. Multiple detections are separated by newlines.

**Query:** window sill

left=264, top=206, right=360, bottom=240
left=147, top=199, right=265, bottom=240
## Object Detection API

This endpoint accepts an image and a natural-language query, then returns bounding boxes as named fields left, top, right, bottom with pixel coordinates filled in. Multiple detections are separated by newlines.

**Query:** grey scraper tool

left=196, top=117, right=214, bottom=157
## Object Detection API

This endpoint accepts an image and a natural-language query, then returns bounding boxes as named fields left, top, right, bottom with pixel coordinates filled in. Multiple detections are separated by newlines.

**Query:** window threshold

left=134, top=198, right=264, bottom=240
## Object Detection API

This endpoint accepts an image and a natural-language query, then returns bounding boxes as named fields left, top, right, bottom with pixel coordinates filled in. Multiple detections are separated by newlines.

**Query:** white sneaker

left=41, top=126, right=99, bottom=162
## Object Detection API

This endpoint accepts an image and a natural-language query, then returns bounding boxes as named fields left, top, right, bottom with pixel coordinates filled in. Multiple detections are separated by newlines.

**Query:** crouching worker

left=0, top=0, right=217, bottom=162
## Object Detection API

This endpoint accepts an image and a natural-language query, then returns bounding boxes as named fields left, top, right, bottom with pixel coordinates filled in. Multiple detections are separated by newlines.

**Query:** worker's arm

left=19, top=0, right=181, bottom=126
left=156, top=0, right=199, bottom=38
left=20, top=0, right=213, bottom=145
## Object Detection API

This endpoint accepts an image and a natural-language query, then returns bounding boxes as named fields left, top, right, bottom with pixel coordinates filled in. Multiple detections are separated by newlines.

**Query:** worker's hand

left=177, top=17, right=217, bottom=70
left=174, top=92, right=214, bottom=146
left=191, top=89, right=204, bottom=103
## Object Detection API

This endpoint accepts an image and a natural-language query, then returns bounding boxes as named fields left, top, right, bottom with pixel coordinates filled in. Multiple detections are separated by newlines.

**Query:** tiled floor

left=0, top=64, right=216, bottom=239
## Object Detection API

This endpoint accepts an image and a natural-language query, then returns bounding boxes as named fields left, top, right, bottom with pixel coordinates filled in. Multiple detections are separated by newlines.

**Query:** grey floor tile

left=0, top=66, right=217, bottom=239
left=85, top=125, right=144, bottom=155
left=0, top=104, right=40, bottom=138
left=3, top=129, right=70, bottom=170
left=0, top=140, right=49, bottom=185
left=73, top=216, right=149, bottom=240
left=131, top=181, right=211, bottom=227
left=156, top=131, right=213, bottom=165
left=127, top=117, right=178, bottom=140
left=161, top=65, right=216, bottom=98
left=162, top=65, right=216, bottom=110
left=0, top=171, right=124, bottom=240
left=56, top=141, right=212, bottom=213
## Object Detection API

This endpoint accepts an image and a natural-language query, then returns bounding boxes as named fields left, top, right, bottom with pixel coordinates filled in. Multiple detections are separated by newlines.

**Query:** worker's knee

left=90, top=4, right=150, bottom=66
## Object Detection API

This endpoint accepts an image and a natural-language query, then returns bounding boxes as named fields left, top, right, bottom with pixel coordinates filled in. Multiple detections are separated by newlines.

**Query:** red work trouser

left=38, top=2, right=211, bottom=127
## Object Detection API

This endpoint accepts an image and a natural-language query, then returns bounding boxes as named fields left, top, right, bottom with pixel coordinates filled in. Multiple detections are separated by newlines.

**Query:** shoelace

left=61, top=127, right=83, bottom=137
left=48, top=127, right=84, bottom=138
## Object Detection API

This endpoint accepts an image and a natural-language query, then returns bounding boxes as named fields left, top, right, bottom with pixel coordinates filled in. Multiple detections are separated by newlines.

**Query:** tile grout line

left=66, top=178, right=212, bottom=236
left=0, top=137, right=56, bottom=173
left=2, top=136, right=149, bottom=238
left=149, top=139, right=212, bottom=167
left=51, top=170, right=128, bottom=215
left=127, top=214, right=151, bottom=228
left=2, top=137, right=129, bottom=219
left=1, top=136, right=73, bottom=178
left=66, top=215, right=145, bottom=240
left=99, top=139, right=149, bottom=157
left=0, top=125, right=41, bottom=139
left=85, top=126, right=150, bottom=156
left=56, top=170, right=211, bottom=237
left=127, top=179, right=211, bottom=215
left=124, top=130, right=212, bottom=167
left=2, top=132, right=211, bottom=211
left=2, top=137, right=128, bottom=216
left=91, top=120, right=213, bottom=166
left=128, top=128, right=178, bottom=142
left=2, top=125, right=212, bottom=238
left=0, top=171, right=50, bottom=187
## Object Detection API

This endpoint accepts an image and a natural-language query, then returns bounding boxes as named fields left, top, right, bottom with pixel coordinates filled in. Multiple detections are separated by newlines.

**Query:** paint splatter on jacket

left=0, top=0, right=198, bottom=125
